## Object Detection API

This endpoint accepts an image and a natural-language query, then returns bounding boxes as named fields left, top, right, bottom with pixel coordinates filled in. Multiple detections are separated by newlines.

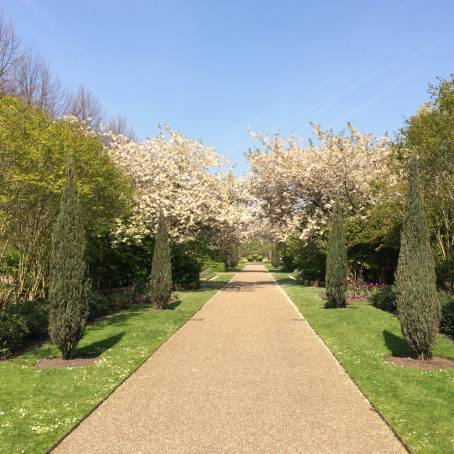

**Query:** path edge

left=48, top=272, right=238, bottom=453
left=268, top=270, right=411, bottom=454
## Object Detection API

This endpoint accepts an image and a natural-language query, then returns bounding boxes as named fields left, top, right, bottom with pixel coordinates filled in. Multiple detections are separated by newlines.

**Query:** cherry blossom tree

left=103, top=127, right=251, bottom=245
left=247, top=123, right=397, bottom=243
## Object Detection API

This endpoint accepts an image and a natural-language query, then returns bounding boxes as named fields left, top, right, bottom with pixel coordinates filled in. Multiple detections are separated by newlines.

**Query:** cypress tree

left=395, top=153, right=440, bottom=360
left=224, top=241, right=240, bottom=270
left=325, top=199, right=348, bottom=308
left=149, top=210, right=172, bottom=309
left=271, top=244, right=280, bottom=268
left=48, top=155, right=88, bottom=359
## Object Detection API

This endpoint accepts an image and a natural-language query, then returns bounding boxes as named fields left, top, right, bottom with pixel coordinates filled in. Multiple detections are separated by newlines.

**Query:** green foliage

left=149, top=211, right=172, bottom=309
left=0, top=95, right=133, bottom=300
left=369, top=286, right=396, bottom=313
left=48, top=156, right=88, bottom=359
left=0, top=306, right=29, bottom=358
left=0, top=301, right=49, bottom=358
left=171, top=243, right=201, bottom=289
left=395, top=154, right=441, bottom=359
left=440, top=294, right=454, bottom=337
left=397, top=76, right=454, bottom=291
left=88, top=235, right=154, bottom=289
left=202, top=257, right=226, bottom=272
left=325, top=200, right=348, bottom=308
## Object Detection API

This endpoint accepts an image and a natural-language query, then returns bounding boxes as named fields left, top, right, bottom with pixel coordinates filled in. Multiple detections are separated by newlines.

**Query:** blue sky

left=3, top=0, right=454, bottom=173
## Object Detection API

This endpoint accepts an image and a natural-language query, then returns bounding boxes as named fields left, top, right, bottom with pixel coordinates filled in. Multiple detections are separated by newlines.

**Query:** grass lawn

left=0, top=273, right=234, bottom=454
left=271, top=271, right=454, bottom=454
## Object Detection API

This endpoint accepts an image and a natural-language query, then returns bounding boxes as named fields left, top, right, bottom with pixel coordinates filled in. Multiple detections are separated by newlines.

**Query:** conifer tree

left=395, top=153, right=440, bottom=359
left=224, top=241, right=240, bottom=270
left=48, top=155, right=88, bottom=359
left=149, top=210, right=172, bottom=309
left=271, top=244, right=280, bottom=268
left=325, top=199, right=348, bottom=308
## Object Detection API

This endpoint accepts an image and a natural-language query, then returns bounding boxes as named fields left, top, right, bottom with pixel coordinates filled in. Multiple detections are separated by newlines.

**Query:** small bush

left=0, top=301, right=49, bottom=358
left=369, top=286, right=396, bottom=313
left=256, top=255, right=263, bottom=262
left=0, top=308, right=29, bottom=358
left=201, top=257, right=225, bottom=272
left=13, top=301, right=49, bottom=337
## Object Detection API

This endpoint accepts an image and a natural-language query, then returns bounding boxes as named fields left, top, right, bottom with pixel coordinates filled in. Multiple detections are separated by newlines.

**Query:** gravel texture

left=54, top=264, right=405, bottom=453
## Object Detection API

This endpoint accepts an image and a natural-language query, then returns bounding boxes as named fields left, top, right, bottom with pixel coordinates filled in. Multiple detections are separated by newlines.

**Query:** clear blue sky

left=4, top=0, right=454, bottom=173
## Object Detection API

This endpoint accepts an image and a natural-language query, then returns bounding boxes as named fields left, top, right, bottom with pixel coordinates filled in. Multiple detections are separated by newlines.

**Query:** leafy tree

left=395, top=154, right=440, bottom=360
left=48, top=155, right=88, bottom=359
left=325, top=199, right=348, bottom=308
left=0, top=95, right=133, bottom=300
left=149, top=211, right=172, bottom=309
left=397, top=76, right=454, bottom=291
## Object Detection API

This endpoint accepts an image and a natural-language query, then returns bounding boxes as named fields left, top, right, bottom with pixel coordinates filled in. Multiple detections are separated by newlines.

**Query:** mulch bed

left=385, top=355, right=454, bottom=370
left=36, top=357, right=99, bottom=369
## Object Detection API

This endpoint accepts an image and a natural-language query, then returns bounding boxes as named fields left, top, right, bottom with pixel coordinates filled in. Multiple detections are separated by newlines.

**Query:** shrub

left=281, top=254, right=295, bottom=272
left=325, top=199, right=348, bottom=308
left=0, top=301, right=49, bottom=358
left=440, top=294, right=454, bottom=337
left=172, top=245, right=201, bottom=289
left=48, top=156, right=89, bottom=359
left=149, top=211, right=172, bottom=309
left=369, top=286, right=396, bottom=313
left=395, top=154, right=440, bottom=359
left=0, top=306, right=30, bottom=358
left=202, top=257, right=226, bottom=272
left=256, top=254, right=263, bottom=262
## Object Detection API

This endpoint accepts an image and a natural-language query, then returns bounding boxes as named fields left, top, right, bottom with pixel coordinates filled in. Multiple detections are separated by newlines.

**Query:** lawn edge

left=269, top=270, right=412, bottom=454
left=47, top=272, right=238, bottom=453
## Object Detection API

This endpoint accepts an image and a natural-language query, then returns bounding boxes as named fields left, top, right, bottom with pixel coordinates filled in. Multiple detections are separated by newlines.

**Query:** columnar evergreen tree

left=395, top=153, right=440, bottom=360
left=149, top=210, right=172, bottom=309
left=325, top=199, right=348, bottom=308
left=271, top=244, right=280, bottom=268
left=224, top=241, right=240, bottom=270
left=48, top=155, right=88, bottom=359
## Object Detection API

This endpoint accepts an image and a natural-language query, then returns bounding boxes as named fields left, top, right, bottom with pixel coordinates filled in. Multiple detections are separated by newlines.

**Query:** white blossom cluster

left=102, top=127, right=252, bottom=243
left=246, top=123, right=395, bottom=241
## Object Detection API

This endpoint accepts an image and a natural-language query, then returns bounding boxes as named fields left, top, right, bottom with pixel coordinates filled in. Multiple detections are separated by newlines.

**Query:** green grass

left=200, top=271, right=217, bottom=280
left=272, top=271, right=454, bottom=454
left=0, top=273, right=233, bottom=454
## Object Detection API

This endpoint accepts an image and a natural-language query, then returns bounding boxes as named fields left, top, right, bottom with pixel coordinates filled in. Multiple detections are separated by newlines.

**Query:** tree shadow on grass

left=91, top=308, right=148, bottom=330
left=383, top=330, right=414, bottom=357
left=77, top=332, right=125, bottom=358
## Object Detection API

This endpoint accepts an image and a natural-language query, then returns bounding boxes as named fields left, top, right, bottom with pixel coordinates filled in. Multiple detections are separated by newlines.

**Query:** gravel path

left=54, top=264, right=405, bottom=453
